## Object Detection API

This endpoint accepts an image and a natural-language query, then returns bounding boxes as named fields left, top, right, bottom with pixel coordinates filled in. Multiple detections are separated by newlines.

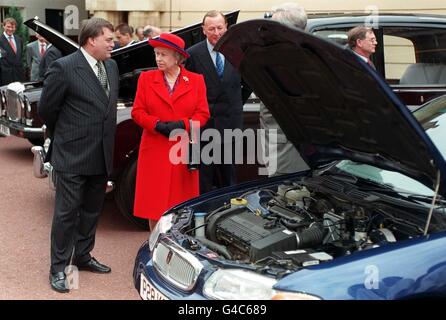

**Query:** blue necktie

left=215, top=52, right=224, bottom=79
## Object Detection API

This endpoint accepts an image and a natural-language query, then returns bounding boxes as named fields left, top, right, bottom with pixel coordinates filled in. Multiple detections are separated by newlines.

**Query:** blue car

left=133, top=19, right=446, bottom=300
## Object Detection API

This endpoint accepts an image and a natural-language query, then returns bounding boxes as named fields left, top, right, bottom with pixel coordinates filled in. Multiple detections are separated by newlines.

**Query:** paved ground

left=0, top=135, right=148, bottom=299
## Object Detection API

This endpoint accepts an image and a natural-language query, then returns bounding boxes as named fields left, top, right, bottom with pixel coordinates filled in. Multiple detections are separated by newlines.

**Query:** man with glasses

left=347, top=26, right=378, bottom=70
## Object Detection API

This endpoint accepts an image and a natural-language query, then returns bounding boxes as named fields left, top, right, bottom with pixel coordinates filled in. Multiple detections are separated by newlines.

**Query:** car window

left=336, top=161, right=433, bottom=196
left=314, top=26, right=446, bottom=88
left=335, top=95, right=446, bottom=196
left=383, top=27, right=446, bottom=86
left=383, top=35, right=416, bottom=84
left=414, top=95, right=446, bottom=156
left=313, top=29, right=349, bottom=46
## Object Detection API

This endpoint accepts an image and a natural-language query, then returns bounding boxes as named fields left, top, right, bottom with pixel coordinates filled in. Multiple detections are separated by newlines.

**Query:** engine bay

left=169, top=175, right=446, bottom=276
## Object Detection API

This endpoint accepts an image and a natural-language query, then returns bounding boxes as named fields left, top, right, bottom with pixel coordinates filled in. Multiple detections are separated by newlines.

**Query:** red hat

left=148, top=33, right=190, bottom=58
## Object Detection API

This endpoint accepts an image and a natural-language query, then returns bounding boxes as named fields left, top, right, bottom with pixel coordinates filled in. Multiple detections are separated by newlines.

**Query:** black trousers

left=199, top=142, right=236, bottom=194
left=50, top=171, right=107, bottom=273
left=199, top=162, right=236, bottom=194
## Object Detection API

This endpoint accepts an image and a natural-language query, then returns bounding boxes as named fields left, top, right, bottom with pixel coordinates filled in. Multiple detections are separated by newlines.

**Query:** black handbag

left=187, top=118, right=200, bottom=170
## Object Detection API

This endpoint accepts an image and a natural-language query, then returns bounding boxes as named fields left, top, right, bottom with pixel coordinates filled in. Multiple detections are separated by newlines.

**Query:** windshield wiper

left=321, top=168, right=397, bottom=192
left=405, top=194, right=446, bottom=206
left=319, top=169, right=358, bottom=183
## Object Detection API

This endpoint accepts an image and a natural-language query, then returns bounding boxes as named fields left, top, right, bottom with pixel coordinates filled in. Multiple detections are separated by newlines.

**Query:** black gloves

left=155, top=120, right=185, bottom=137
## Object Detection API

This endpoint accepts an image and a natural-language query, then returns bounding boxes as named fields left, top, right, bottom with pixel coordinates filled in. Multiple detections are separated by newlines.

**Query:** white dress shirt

left=206, top=38, right=225, bottom=67
left=3, top=32, right=17, bottom=52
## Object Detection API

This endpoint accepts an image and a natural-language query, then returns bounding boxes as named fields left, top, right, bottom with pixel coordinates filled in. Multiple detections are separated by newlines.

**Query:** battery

left=273, top=249, right=333, bottom=267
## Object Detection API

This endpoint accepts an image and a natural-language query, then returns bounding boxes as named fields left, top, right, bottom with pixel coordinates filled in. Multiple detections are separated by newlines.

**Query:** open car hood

left=24, top=18, right=78, bottom=56
left=24, top=11, right=239, bottom=76
left=216, top=20, right=446, bottom=195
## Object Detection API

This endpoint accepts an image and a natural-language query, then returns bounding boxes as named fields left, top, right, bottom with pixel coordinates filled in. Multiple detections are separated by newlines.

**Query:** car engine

left=178, top=176, right=444, bottom=273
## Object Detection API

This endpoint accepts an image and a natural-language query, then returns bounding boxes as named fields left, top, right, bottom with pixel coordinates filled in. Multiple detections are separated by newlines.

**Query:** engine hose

left=195, top=237, right=232, bottom=259
left=296, top=223, right=326, bottom=248
left=281, top=218, right=308, bottom=230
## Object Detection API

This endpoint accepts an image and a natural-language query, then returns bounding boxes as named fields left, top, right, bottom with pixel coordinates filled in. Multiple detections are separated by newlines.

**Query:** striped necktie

left=96, top=61, right=109, bottom=96
left=215, top=52, right=224, bottom=79
left=40, top=43, right=46, bottom=57
left=8, top=36, right=16, bottom=54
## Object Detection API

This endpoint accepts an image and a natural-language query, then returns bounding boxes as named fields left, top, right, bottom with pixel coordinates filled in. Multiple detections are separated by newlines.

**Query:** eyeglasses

left=363, top=37, right=377, bottom=43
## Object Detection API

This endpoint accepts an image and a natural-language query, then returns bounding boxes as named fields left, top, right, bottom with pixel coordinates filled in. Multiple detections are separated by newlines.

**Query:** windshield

left=335, top=95, right=446, bottom=196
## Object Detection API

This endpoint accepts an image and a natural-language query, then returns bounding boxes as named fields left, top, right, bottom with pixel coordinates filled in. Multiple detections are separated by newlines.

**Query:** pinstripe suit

left=38, top=49, right=119, bottom=273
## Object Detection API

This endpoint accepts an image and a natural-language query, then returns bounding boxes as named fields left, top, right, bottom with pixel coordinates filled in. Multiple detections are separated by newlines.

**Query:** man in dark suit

left=114, top=23, right=137, bottom=47
left=38, top=17, right=119, bottom=293
left=0, top=17, right=25, bottom=85
left=347, top=26, right=378, bottom=70
left=186, top=10, right=251, bottom=194
left=38, top=44, right=62, bottom=80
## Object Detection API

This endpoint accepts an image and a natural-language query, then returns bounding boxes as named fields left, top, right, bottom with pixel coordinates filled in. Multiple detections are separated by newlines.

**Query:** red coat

left=131, top=67, right=210, bottom=220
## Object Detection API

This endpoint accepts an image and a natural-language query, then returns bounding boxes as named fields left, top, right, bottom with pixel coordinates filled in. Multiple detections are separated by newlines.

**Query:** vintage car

left=133, top=19, right=446, bottom=300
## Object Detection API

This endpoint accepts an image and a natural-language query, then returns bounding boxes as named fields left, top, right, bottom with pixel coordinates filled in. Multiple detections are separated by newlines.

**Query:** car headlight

left=148, top=213, right=173, bottom=251
left=203, top=269, right=277, bottom=300
left=203, top=269, right=321, bottom=300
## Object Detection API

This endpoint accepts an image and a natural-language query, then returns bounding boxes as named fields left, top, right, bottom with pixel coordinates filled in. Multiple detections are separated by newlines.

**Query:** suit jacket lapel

left=73, top=50, right=109, bottom=106
left=15, top=37, right=21, bottom=58
left=197, top=41, right=221, bottom=85
left=1, top=34, right=16, bottom=57
left=33, top=41, right=39, bottom=57
left=221, top=56, right=233, bottom=81
left=104, top=59, right=117, bottom=115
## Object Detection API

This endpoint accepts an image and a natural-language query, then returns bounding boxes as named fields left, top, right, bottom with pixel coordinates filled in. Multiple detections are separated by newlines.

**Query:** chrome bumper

left=31, top=145, right=55, bottom=190
left=31, top=145, right=115, bottom=193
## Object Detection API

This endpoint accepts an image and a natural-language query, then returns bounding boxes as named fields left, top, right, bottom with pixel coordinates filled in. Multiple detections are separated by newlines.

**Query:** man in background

left=347, top=26, right=378, bottom=70
left=143, top=25, right=162, bottom=40
left=260, top=2, right=310, bottom=176
left=38, top=44, right=62, bottom=80
left=186, top=10, right=251, bottom=194
left=26, top=33, right=47, bottom=81
left=135, top=26, right=144, bottom=41
left=115, top=23, right=136, bottom=47
left=0, top=17, right=25, bottom=85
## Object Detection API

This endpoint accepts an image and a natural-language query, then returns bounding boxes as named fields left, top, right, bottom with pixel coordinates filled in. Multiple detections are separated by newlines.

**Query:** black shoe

left=49, top=272, right=69, bottom=293
left=77, top=257, right=111, bottom=274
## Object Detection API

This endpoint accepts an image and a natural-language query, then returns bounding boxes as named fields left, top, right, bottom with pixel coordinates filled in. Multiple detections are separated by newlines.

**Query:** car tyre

left=115, top=156, right=149, bottom=230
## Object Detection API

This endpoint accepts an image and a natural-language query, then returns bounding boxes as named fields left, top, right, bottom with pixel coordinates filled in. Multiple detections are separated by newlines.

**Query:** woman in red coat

left=131, top=33, right=210, bottom=230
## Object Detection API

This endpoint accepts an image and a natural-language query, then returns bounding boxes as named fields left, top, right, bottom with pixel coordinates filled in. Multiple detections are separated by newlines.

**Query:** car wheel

left=27, top=138, right=44, bottom=146
left=115, top=157, right=149, bottom=230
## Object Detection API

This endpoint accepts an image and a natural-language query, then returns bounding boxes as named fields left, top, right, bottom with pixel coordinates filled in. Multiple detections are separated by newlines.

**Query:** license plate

left=0, top=124, right=10, bottom=136
left=140, top=273, right=168, bottom=300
